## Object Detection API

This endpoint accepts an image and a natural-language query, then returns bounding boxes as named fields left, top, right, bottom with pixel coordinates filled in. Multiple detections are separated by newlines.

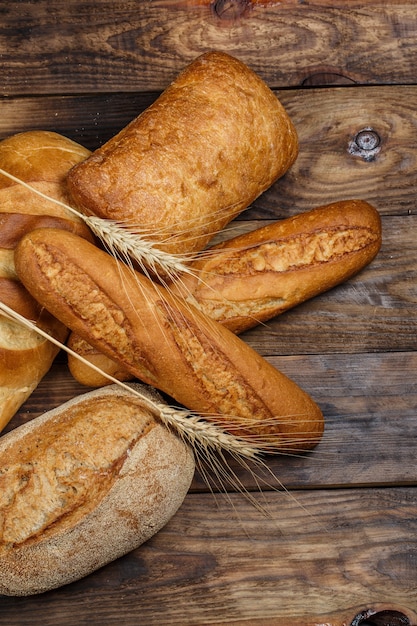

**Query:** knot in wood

left=212, top=0, right=250, bottom=20
left=350, top=607, right=411, bottom=626
left=348, top=127, right=381, bottom=162
left=355, top=129, right=380, bottom=151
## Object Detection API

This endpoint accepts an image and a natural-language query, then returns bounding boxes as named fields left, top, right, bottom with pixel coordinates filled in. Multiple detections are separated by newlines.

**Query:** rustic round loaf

left=0, top=384, right=195, bottom=596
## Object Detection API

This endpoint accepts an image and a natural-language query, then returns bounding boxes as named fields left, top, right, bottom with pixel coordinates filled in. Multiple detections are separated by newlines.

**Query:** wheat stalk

left=0, top=300, right=263, bottom=464
left=0, top=168, right=195, bottom=281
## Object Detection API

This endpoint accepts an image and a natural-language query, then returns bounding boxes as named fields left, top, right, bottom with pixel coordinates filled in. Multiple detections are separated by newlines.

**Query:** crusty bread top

left=0, top=130, right=90, bottom=189
left=0, top=384, right=192, bottom=552
left=67, top=51, right=299, bottom=256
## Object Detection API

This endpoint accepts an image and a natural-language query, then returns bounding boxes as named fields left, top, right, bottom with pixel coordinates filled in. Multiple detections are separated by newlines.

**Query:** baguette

left=67, top=199, right=381, bottom=385
left=0, top=131, right=93, bottom=431
left=67, top=51, right=298, bottom=259
left=0, top=384, right=195, bottom=596
left=67, top=330, right=135, bottom=388
left=172, top=199, right=382, bottom=333
left=15, top=227, right=324, bottom=451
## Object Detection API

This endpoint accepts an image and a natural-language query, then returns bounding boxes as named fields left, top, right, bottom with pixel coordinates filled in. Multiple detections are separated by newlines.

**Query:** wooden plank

left=4, top=349, right=416, bottom=492
left=0, top=93, right=156, bottom=151
left=1, top=85, right=417, bottom=216
left=266, top=86, right=417, bottom=217
left=0, top=488, right=415, bottom=624
left=1, top=1, right=417, bottom=95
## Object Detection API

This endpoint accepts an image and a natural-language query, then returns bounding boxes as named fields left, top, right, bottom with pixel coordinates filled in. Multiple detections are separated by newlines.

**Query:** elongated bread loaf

left=67, top=51, right=298, bottom=259
left=172, top=199, right=382, bottom=333
left=0, top=131, right=92, bottom=431
left=67, top=199, right=381, bottom=385
left=0, top=383, right=195, bottom=596
left=15, top=228, right=324, bottom=451
left=67, top=330, right=135, bottom=387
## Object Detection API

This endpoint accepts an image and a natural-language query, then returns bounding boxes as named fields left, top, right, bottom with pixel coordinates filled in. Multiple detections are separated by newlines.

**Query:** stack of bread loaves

left=0, top=130, right=93, bottom=431
left=0, top=51, right=382, bottom=595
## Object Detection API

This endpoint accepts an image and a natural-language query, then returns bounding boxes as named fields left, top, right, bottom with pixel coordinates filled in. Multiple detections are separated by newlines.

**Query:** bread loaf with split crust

left=172, top=199, right=382, bottom=333
left=15, top=227, right=324, bottom=452
left=0, top=383, right=195, bottom=596
left=67, top=199, right=381, bottom=386
left=0, top=131, right=92, bottom=431
left=67, top=51, right=298, bottom=259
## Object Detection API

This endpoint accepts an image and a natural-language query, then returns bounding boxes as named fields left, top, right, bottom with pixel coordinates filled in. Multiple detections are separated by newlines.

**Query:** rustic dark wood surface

left=1, top=2, right=416, bottom=625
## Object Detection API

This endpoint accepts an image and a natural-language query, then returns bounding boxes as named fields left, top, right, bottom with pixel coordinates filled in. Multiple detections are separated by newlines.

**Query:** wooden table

left=1, top=1, right=416, bottom=624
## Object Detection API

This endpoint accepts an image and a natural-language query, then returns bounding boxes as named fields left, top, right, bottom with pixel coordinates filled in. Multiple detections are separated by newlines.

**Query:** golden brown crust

left=67, top=51, right=298, bottom=257
left=172, top=200, right=382, bottom=333
left=0, top=131, right=92, bottom=431
left=0, top=130, right=91, bottom=189
left=67, top=332, right=134, bottom=387
left=15, top=228, right=324, bottom=451
left=67, top=199, right=381, bottom=385
left=0, top=384, right=195, bottom=596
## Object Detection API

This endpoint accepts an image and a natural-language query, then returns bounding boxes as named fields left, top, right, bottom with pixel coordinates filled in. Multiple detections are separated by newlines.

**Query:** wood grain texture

left=267, top=86, right=417, bottom=217
left=1, top=1, right=417, bottom=94
left=0, top=489, right=415, bottom=625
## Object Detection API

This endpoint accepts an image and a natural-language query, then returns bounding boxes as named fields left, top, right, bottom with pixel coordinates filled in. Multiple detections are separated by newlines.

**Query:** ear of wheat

left=0, top=300, right=263, bottom=464
left=0, top=168, right=194, bottom=281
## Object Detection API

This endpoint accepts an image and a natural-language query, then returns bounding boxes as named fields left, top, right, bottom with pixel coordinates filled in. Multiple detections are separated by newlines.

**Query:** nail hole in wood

left=348, top=127, right=381, bottom=161
left=351, top=608, right=410, bottom=626
left=212, top=0, right=250, bottom=20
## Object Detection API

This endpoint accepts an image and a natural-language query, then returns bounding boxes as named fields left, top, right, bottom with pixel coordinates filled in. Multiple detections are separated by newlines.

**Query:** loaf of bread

left=66, top=51, right=298, bottom=259
left=67, top=199, right=381, bottom=385
left=0, top=131, right=93, bottom=431
left=67, top=330, right=135, bottom=387
left=15, top=227, right=324, bottom=452
left=172, top=199, right=382, bottom=333
left=0, top=383, right=195, bottom=596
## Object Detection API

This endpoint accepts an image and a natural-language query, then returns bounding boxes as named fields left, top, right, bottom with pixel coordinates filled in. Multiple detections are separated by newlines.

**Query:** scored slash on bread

left=14, top=227, right=325, bottom=453
left=0, top=384, right=195, bottom=596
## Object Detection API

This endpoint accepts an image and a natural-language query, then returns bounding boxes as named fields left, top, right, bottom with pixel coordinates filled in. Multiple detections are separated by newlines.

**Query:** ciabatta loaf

left=0, top=131, right=92, bottom=431
left=15, top=228, right=324, bottom=452
left=67, top=51, right=298, bottom=259
left=0, top=384, right=195, bottom=596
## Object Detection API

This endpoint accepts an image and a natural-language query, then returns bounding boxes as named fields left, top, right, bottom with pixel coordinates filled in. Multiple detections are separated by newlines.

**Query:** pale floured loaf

left=0, top=384, right=195, bottom=596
